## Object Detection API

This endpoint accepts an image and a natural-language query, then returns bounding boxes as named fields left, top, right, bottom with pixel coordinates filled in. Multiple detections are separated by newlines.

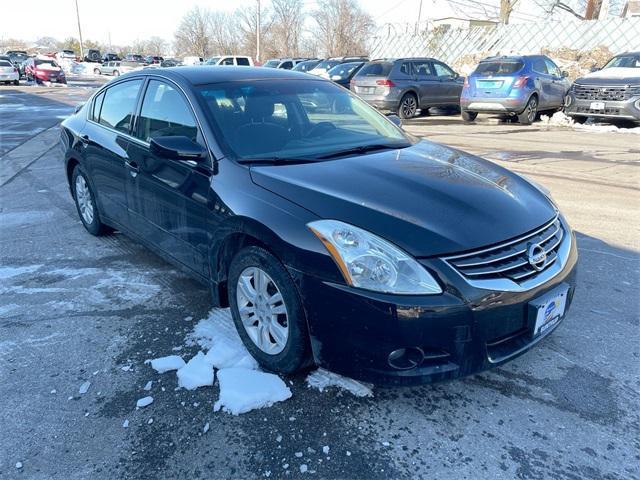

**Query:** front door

left=125, top=79, right=211, bottom=276
left=544, top=58, right=567, bottom=108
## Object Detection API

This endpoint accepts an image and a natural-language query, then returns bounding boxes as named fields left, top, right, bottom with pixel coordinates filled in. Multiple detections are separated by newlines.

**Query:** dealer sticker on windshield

left=532, top=287, right=568, bottom=337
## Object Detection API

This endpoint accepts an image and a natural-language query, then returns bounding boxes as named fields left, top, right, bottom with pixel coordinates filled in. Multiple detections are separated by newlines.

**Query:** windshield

left=293, top=60, right=321, bottom=72
left=313, top=60, right=340, bottom=72
left=263, top=60, right=281, bottom=68
left=0, top=60, right=12, bottom=67
left=328, top=62, right=362, bottom=79
left=603, top=54, right=640, bottom=69
left=35, top=59, right=59, bottom=67
left=474, top=60, right=524, bottom=75
left=197, top=79, right=411, bottom=161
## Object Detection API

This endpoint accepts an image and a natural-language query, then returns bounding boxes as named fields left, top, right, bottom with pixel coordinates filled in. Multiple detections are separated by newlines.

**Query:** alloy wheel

left=527, top=98, right=538, bottom=123
left=236, top=267, right=289, bottom=355
left=75, top=175, right=94, bottom=225
left=401, top=95, right=417, bottom=118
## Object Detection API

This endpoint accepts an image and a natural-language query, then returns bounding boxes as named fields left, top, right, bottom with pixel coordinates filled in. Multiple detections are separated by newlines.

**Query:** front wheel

left=72, top=166, right=110, bottom=236
left=113, top=70, right=120, bottom=76
left=13, top=80, right=19, bottom=86
left=228, top=246, right=313, bottom=374
left=518, top=96, right=538, bottom=125
left=398, top=93, right=418, bottom=119
left=461, top=110, right=478, bottom=122
left=93, top=68, right=100, bottom=75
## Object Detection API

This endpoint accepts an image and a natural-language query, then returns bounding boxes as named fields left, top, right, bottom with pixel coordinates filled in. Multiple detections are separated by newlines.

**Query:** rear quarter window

left=236, top=57, right=250, bottom=66
left=474, top=61, right=524, bottom=76
left=357, top=62, right=393, bottom=77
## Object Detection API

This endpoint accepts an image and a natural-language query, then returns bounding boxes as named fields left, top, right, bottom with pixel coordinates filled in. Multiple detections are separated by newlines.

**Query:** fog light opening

left=388, top=347, right=424, bottom=370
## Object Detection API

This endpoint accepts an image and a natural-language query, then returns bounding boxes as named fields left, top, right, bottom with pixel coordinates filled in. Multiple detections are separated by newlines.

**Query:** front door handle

left=125, top=160, right=139, bottom=177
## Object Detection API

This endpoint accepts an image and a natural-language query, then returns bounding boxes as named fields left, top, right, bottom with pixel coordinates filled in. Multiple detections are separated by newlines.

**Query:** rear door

left=431, top=61, right=463, bottom=105
left=220, top=57, right=234, bottom=66
left=412, top=60, right=442, bottom=107
left=84, top=79, right=143, bottom=227
left=531, top=57, right=554, bottom=108
left=125, top=79, right=211, bottom=276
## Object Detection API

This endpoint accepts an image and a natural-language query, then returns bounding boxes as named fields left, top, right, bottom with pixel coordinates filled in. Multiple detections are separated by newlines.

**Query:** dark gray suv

left=350, top=58, right=464, bottom=119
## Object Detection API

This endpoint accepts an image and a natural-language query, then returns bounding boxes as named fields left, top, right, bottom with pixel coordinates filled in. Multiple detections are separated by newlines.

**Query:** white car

left=183, top=56, right=204, bottom=66
left=205, top=55, right=254, bottom=67
left=0, top=59, right=19, bottom=85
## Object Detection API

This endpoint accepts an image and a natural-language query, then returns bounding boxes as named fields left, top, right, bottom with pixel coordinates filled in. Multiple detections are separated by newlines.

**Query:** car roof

left=130, top=66, right=318, bottom=86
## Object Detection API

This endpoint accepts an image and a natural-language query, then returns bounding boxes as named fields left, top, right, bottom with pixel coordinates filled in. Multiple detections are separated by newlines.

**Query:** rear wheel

left=518, top=96, right=538, bottom=125
left=461, top=110, right=478, bottom=122
left=71, top=166, right=110, bottom=236
left=113, top=70, right=120, bottom=76
left=228, top=246, right=313, bottom=374
left=93, top=68, right=100, bottom=75
left=13, top=80, right=19, bottom=86
left=398, top=93, right=418, bottom=119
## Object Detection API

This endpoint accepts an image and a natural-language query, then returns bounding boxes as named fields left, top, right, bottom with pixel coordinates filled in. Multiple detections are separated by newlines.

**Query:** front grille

left=574, top=85, right=631, bottom=101
left=444, top=216, right=563, bottom=284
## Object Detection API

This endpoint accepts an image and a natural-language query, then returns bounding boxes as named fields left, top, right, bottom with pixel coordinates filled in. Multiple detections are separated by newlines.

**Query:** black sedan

left=59, top=67, right=578, bottom=385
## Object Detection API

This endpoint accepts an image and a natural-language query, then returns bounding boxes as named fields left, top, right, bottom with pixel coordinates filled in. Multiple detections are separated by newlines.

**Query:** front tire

left=228, top=246, right=313, bottom=374
left=518, top=96, right=538, bottom=125
left=398, top=93, right=418, bottom=119
left=93, top=68, right=100, bottom=75
left=113, top=70, right=120, bottom=76
left=71, top=166, right=110, bottom=236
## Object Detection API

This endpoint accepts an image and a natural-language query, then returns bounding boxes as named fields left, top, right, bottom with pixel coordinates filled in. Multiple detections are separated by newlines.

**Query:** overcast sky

left=0, top=0, right=600, bottom=46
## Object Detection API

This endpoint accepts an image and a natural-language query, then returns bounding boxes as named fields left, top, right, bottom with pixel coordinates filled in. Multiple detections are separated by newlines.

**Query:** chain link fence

left=368, top=18, right=640, bottom=77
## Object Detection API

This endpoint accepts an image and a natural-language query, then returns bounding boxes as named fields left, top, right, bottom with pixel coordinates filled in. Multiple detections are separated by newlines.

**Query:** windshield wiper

left=237, top=157, right=318, bottom=166
left=315, top=143, right=410, bottom=160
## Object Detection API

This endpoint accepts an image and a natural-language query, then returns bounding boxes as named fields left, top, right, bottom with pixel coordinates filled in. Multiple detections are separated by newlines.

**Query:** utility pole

left=415, top=0, right=423, bottom=35
left=75, top=0, right=84, bottom=59
left=256, top=0, right=261, bottom=63
left=585, top=0, right=603, bottom=19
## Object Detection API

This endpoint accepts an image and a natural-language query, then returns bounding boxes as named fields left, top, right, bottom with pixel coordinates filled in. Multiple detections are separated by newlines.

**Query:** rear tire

left=228, top=246, right=313, bottom=374
left=71, top=166, right=111, bottom=236
left=461, top=110, right=478, bottom=122
left=398, top=93, right=418, bottom=119
left=113, top=70, right=120, bottom=76
left=13, top=80, right=19, bottom=86
left=518, top=96, right=538, bottom=125
left=569, top=115, right=587, bottom=124
left=93, top=68, right=100, bottom=75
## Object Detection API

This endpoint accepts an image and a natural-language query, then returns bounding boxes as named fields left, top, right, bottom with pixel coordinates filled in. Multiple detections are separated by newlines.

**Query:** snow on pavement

left=306, top=369, right=374, bottom=397
left=214, top=368, right=292, bottom=415
left=540, top=111, right=640, bottom=134
left=176, top=352, right=215, bottom=390
left=145, top=355, right=185, bottom=373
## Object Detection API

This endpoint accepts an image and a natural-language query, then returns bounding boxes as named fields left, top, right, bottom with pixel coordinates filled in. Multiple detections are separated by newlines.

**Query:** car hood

left=575, top=67, right=640, bottom=85
left=249, top=141, right=556, bottom=257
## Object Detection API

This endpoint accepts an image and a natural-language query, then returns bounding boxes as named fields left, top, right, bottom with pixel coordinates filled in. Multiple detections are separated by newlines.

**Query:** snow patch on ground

left=0, top=265, right=43, bottom=279
left=306, top=368, right=374, bottom=397
left=540, top=111, right=640, bottom=134
left=177, top=352, right=215, bottom=390
left=146, top=355, right=185, bottom=373
left=214, top=368, right=292, bottom=415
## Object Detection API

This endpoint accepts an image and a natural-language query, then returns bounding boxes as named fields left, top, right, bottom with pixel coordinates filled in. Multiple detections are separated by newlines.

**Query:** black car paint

left=60, top=67, right=577, bottom=385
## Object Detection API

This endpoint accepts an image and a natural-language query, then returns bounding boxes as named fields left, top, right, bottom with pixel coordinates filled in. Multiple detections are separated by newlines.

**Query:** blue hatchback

left=460, top=55, right=571, bottom=124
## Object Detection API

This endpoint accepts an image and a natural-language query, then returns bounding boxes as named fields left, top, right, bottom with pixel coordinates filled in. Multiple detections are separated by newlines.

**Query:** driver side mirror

left=386, top=114, right=402, bottom=128
left=590, top=66, right=600, bottom=73
left=150, top=136, right=206, bottom=161
left=561, top=70, right=569, bottom=78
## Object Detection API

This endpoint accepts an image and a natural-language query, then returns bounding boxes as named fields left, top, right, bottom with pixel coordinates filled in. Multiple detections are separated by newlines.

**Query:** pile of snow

left=214, top=368, right=292, bottom=415
left=306, top=368, right=373, bottom=397
left=540, top=111, right=640, bottom=134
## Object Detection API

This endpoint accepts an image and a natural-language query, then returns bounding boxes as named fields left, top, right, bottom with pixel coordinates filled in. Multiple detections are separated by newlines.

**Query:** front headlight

left=308, top=220, right=442, bottom=295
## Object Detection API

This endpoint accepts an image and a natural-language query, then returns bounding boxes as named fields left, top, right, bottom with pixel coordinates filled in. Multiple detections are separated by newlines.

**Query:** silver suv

left=350, top=58, right=464, bottom=119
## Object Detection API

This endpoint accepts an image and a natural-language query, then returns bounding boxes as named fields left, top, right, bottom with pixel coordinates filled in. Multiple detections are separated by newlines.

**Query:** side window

left=544, top=58, right=561, bottom=78
left=236, top=57, right=250, bottom=66
left=91, top=91, right=105, bottom=121
left=221, top=57, right=234, bottom=65
left=280, top=61, right=293, bottom=70
left=99, top=79, right=142, bottom=134
left=532, top=58, right=548, bottom=75
left=400, top=62, right=413, bottom=76
left=432, top=62, right=455, bottom=77
left=412, top=61, right=432, bottom=77
left=137, top=80, right=198, bottom=143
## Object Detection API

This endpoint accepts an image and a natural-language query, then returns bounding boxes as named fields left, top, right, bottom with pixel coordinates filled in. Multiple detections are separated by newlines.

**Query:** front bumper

left=291, top=227, right=578, bottom=386
left=34, top=72, right=67, bottom=83
left=564, top=94, right=640, bottom=121
left=0, top=72, right=18, bottom=82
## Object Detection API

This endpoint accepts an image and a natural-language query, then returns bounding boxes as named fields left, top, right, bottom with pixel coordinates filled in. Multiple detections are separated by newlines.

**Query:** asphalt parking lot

left=1, top=84, right=639, bottom=480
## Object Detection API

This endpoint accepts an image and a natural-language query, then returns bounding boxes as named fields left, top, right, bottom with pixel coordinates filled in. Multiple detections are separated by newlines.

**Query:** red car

left=24, top=57, right=67, bottom=84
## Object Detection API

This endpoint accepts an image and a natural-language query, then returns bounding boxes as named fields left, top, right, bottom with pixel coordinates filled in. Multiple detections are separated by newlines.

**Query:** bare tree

left=146, top=36, right=167, bottom=56
left=174, top=6, right=211, bottom=58
left=234, top=6, right=274, bottom=60
left=499, top=0, right=520, bottom=23
left=209, top=12, right=242, bottom=55
left=312, top=0, right=374, bottom=57
left=270, top=0, right=305, bottom=57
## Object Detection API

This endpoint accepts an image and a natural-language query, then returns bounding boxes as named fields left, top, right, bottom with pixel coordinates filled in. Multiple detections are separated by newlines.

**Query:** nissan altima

left=59, top=67, right=578, bottom=385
